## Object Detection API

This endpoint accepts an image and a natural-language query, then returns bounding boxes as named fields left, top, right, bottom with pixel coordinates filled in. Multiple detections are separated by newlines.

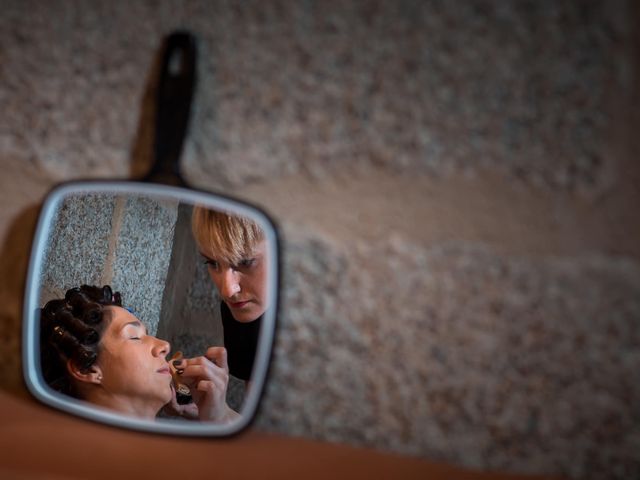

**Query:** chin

left=227, top=304, right=264, bottom=323
left=231, top=309, right=263, bottom=323
left=155, top=385, right=172, bottom=406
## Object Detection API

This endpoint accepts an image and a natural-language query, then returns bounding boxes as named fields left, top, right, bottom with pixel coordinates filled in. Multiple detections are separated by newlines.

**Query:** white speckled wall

left=40, top=193, right=180, bottom=331
left=1, top=1, right=639, bottom=479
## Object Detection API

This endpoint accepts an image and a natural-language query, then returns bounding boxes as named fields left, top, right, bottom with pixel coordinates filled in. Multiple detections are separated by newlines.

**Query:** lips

left=157, top=366, right=171, bottom=375
left=228, top=300, right=251, bottom=309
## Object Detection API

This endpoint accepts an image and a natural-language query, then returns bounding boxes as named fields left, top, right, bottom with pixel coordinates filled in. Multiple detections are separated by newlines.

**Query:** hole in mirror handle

left=144, top=30, right=197, bottom=186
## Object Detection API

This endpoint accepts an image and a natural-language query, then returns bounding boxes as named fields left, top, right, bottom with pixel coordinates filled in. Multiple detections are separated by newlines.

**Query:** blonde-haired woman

left=191, top=206, right=269, bottom=381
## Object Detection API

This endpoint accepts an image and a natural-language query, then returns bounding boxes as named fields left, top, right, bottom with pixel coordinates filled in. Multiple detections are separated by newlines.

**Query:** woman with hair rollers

left=40, top=284, right=239, bottom=423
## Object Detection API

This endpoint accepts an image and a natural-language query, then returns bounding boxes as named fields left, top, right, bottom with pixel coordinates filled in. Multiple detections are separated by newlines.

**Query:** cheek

left=95, top=345, right=117, bottom=371
left=208, top=271, right=223, bottom=291
left=100, top=344, right=136, bottom=374
left=252, top=270, right=269, bottom=304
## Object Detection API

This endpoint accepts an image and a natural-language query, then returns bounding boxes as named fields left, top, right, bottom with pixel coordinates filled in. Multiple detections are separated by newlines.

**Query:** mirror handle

left=144, top=30, right=197, bottom=186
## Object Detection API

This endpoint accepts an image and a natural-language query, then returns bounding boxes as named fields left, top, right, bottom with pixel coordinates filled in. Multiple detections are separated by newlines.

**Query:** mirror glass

left=22, top=181, right=279, bottom=435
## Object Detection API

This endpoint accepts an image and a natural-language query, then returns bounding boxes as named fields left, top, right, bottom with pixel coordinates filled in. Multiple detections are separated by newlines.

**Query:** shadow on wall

left=156, top=203, right=224, bottom=357
left=0, top=204, right=41, bottom=396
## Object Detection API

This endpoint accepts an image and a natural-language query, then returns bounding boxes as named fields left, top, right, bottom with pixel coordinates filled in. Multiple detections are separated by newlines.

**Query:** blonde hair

left=191, top=205, right=264, bottom=264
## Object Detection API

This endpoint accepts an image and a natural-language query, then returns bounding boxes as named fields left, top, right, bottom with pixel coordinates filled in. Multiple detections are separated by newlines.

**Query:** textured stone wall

left=1, top=1, right=639, bottom=479
left=40, top=193, right=116, bottom=302
left=110, top=195, right=178, bottom=331
left=39, top=193, right=179, bottom=332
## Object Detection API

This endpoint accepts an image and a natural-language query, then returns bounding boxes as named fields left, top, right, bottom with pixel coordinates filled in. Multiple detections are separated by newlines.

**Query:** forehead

left=103, top=306, right=144, bottom=331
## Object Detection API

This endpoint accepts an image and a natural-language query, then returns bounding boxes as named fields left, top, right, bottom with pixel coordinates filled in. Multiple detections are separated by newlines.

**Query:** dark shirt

left=221, top=301, right=262, bottom=381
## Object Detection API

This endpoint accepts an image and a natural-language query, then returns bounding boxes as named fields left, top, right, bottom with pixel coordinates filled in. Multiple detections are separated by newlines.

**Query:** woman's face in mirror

left=200, top=240, right=269, bottom=323
left=90, top=306, right=173, bottom=417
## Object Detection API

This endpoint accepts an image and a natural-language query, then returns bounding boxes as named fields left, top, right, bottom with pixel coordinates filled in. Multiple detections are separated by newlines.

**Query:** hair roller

left=112, top=291, right=122, bottom=306
left=73, top=347, right=97, bottom=372
left=64, top=287, right=83, bottom=304
left=81, top=305, right=102, bottom=325
left=101, top=285, right=113, bottom=304
left=83, top=328, right=99, bottom=345
left=40, top=284, right=124, bottom=396
left=43, top=299, right=67, bottom=318
left=50, top=325, right=81, bottom=360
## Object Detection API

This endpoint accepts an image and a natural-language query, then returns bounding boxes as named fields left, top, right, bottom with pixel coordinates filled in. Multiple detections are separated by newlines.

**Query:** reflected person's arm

left=174, top=346, right=238, bottom=424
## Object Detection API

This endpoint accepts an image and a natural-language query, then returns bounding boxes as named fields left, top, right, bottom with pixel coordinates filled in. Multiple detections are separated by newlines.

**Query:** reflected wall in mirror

left=24, top=181, right=278, bottom=435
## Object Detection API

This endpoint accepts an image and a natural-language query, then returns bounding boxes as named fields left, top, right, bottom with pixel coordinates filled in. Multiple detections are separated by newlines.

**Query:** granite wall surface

left=39, top=193, right=179, bottom=333
left=111, top=195, right=178, bottom=332
left=39, top=193, right=116, bottom=303
left=1, top=1, right=639, bottom=479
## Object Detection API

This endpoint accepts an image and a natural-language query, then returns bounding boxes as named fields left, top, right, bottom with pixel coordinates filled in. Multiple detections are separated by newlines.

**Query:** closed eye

left=121, top=320, right=147, bottom=339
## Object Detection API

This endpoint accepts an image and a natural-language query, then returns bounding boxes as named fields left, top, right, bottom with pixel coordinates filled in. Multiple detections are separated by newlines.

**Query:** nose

left=220, top=268, right=241, bottom=299
left=152, top=337, right=170, bottom=357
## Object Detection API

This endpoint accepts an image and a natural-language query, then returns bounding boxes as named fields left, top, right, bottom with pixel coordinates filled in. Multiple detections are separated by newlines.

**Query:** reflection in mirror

left=24, top=182, right=278, bottom=435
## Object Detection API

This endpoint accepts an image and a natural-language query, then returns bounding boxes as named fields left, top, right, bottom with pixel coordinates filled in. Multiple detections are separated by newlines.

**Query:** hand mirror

left=21, top=31, right=280, bottom=436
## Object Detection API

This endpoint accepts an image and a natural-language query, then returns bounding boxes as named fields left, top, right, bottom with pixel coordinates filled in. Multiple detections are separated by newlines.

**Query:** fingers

left=167, top=384, right=178, bottom=408
left=182, top=364, right=228, bottom=390
left=194, top=378, right=227, bottom=406
left=172, top=347, right=228, bottom=375
left=169, top=349, right=232, bottom=423
left=193, top=379, right=233, bottom=423
left=205, top=346, right=228, bottom=372
left=175, top=356, right=228, bottom=386
left=164, top=384, right=200, bottom=420
left=196, top=379, right=219, bottom=394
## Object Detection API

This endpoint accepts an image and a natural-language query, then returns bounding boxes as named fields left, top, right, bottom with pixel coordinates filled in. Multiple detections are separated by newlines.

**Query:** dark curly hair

left=40, top=285, right=123, bottom=397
